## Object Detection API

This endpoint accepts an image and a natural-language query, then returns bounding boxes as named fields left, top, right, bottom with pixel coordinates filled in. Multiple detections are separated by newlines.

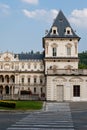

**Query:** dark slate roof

left=44, top=10, right=80, bottom=39
left=15, top=53, right=44, bottom=60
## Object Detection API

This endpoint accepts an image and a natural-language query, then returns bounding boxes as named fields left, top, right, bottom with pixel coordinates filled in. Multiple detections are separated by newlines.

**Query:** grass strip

left=0, top=100, right=43, bottom=110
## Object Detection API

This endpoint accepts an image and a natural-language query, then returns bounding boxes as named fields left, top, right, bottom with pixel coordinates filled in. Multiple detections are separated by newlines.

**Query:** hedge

left=0, top=100, right=16, bottom=108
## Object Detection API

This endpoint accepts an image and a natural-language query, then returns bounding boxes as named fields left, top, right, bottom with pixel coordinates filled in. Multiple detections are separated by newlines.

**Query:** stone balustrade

left=47, top=69, right=87, bottom=75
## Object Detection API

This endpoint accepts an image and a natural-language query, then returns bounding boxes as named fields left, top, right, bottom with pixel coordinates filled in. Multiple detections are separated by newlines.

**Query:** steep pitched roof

left=44, top=10, right=80, bottom=40
left=15, top=53, right=44, bottom=60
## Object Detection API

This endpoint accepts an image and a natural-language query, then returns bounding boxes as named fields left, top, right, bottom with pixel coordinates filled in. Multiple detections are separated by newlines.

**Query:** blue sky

left=0, top=0, right=87, bottom=53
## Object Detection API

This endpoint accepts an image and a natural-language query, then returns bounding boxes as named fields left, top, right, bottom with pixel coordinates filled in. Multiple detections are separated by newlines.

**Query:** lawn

left=0, top=100, right=43, bottom=110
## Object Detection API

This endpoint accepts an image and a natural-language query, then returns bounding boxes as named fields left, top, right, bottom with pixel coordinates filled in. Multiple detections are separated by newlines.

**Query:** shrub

left=0, top=100, right=16, bottom=108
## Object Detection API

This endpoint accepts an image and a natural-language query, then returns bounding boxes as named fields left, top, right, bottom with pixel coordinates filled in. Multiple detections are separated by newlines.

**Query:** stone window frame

left=73, top=85, right=80, bottom=97
left=28, top=63, right=31, bottom=69
left=22, top=63, right=25, bottom=69
left=34, top=63, right=37, bottom=69
left=65, top=27, right=72, bottom=35
left=51, top=26, right=58, bottom=35
left=66, top=43, right=72, bottom=56
left=40, top=63, right=43, bottom=69
left=39, top=75, right=44, bottom=84
left=27, top=75, right=31, bottom=84
left=21, top=75, right=25, bottom=84
left=75, top=42, right=77, bottom=54
left=45, top=42, right=49, bottom=55
left=33, top=75, right=37, bottom=84
left=51, top=43, right=58, bottom=57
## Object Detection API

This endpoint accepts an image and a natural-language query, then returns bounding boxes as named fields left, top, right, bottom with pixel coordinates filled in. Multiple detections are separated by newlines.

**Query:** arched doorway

left=5, top=86, right=9, bottom=94
left=5, top=75, right=9, bottom=83
left=10, top=75, right=15, bottom=83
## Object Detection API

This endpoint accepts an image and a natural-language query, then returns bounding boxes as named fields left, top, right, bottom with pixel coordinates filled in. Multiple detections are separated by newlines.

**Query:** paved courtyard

left=1, top=102, right=86, bottom=130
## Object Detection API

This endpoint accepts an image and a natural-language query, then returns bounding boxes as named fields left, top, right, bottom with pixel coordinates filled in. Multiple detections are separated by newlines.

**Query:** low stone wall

left=1, top=94, right=45, bottom=101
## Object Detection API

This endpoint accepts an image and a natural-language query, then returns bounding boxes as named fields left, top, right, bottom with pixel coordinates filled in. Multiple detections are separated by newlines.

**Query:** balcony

left=47, top=69, right=87, bottom=76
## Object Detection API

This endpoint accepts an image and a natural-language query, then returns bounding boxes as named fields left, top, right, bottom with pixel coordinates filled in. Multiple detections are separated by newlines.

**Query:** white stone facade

left=0, top=52, right=45, bottom=99
left=0, top=10, right=87, bottom=101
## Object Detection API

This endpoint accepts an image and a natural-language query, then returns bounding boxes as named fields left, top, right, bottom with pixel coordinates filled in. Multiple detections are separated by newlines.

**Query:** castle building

left=0, top=10, right=87, bottom=101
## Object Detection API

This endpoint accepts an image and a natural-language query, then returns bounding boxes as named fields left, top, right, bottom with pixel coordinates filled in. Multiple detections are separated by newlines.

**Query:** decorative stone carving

left=69, top=77, right=83, bottom=82
left=4, top=56, right=11, bottom=61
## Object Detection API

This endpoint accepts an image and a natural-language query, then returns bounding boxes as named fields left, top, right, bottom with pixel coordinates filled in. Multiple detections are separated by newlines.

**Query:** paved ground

left=70, top=102, right=87, bottom=130
left=0, top=102, right=87, bottom=130
left=0, top=112, right=28, bottom=130
left=7, top=102, right=74, bottom=130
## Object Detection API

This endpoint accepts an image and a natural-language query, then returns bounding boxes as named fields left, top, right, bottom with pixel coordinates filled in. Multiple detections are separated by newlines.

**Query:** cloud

left=0, top=3, right=10, bottom=16
left=22, top=9, right=58, bottom=23
left=21, top=0, right=38, bottom=5
left=69, top=8, right=87, bottom=28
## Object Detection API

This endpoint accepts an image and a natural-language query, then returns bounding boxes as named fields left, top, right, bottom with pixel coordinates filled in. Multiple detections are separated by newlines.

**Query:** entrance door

left=56, top=85, right=63, bottom=101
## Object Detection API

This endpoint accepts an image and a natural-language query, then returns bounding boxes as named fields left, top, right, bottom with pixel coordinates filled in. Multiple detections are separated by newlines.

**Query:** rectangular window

left=22, top=78, right=24, bottom=84
left=34, top=87, right=36, bottom=93
left=34, top=64, right=37, bottom=69
left=67, top=47, right=71, bottom=56
left=28, top=78, right=30, bottom=84
left=67, top=30, right=70, bottom=34
left=53, top=30, right=56, bottom=34
left=34, top=78, right=36, bottom=84
left=73, top=85, right=80, bottom=97
left=52, top=47, right=57, bottom=56
left=28, top=64, right=30, bottom=69
left=41, top=87, right=43, bottom=93
left=22, top=64, right=24, bottom=69
left=40, top=78, right=43, bottom=84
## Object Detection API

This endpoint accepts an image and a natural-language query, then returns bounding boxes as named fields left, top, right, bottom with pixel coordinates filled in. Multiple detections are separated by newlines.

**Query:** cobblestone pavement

left=7, top=102, right=74, bottom=130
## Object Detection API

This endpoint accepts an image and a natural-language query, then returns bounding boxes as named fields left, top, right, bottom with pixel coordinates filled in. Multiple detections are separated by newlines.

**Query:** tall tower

left=43, top=10, right=80, bottom=74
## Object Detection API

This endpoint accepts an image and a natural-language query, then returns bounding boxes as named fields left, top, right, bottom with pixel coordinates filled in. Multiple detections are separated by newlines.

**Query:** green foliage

left=78, top=63, right=87, bottom=69
left=0, top=101, right=43, bottom=110
left=78, top=51, right=87, bottom=68
left=0, top=100, right=16, bottom=108
left=16, top=101, right=43, bottom=110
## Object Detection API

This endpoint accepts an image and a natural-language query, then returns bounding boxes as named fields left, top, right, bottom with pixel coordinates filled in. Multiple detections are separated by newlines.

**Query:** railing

left=47, top=69, right=87, bottom=75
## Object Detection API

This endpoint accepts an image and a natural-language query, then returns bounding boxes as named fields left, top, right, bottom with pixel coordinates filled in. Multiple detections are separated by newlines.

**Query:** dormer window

left=65, top=27, right=72, bottom=35
left=67, top=30, right=70, bottom=34
left=51, top=26, right=58, bottom=35
left=53, top=30, right=56, bottom=34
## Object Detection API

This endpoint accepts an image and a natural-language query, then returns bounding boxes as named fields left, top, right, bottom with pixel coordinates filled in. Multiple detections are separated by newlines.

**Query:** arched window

left=5, top=75, right=9, bottom=83
left=5, top=86, right=9, bottom=94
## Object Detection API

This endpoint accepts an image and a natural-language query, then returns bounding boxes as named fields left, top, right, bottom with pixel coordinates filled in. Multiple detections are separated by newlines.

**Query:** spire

left=44, top=10, right=80, bottom=40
